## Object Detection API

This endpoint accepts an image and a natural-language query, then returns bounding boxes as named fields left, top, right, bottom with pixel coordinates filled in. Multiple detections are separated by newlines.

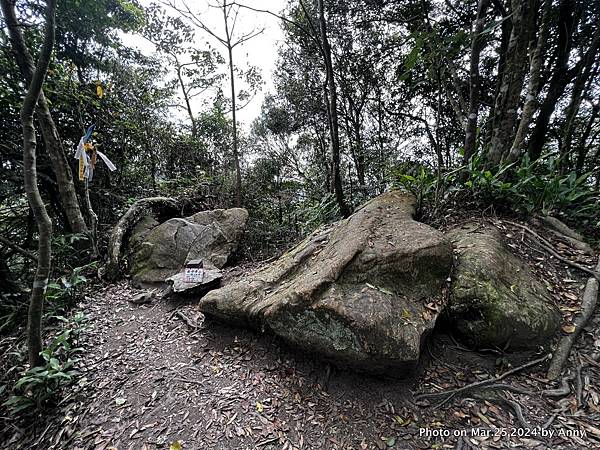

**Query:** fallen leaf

left=170, top=440, right=183, bottom=450
left=562, top=325, right=576, bottom=333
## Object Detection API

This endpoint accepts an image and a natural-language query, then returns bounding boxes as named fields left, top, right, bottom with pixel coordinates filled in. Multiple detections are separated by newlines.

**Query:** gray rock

left=198, top=192, right=453, bottom=375
left=166, top=269, right=223, bottom=295
left=126, top=215, right=160, bottom=266
left=447, top=224, right=561, bottom=349
left=129, top=291, right=156, bottom=305
left=131, top=208, right=248, bottom=284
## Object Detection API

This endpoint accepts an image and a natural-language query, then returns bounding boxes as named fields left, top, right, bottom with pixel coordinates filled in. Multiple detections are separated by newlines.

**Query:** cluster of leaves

left=2, top=313, right=87, bottom=415
left=0, top=234, right=95, bottom=334
left=392, top=162, right=439, bottom=216
left=393, top=153, right=600, bottom=228
left=460, top=154, right=600, bottom=225
left=45, top=262, right=95, bottom=317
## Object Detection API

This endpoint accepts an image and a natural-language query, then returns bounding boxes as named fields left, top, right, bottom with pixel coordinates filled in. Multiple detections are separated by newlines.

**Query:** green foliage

left=459, top=154, right=600, bottom=223
left=2, top=313, right=87, bottom=415
left=390, top=152, right=600, bottom=228
left=392, top=163, right=437, bottom=213
left=45, top=262, right=95, bottom=315
left=296, top=194, right=340, bottom=235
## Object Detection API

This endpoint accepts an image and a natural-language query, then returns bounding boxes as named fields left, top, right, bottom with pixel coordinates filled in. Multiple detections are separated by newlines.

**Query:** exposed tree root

left=542, top=373, right=574, bottom=397
left=101, top=197, right=183, bottom=281
left=504, top=221, right=600, bottom=281
left=496, top=397, right=531, bottom=429
left=547, top=257, right=600, bottom=380
left=174, top=310, right=203, bottom=330
left=536, top=215, right=587, bottom=243
left=575, top=364, right=583, bottom=407
left=547, top=229, right=593, bottom=254
left=413, top=354, right=550, bottom=406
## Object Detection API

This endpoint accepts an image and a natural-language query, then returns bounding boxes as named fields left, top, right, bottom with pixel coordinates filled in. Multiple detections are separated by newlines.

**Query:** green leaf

left=404, top=42, right=421, bottom=71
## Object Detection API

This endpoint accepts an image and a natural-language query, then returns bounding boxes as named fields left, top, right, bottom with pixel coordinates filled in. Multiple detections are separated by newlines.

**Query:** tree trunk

left=175, top=55, right=198, bottom=139
left=318, top=0, right=350, bottom=217
left=487, top=0, right=535, bottom=165
left=17, top=0, right=57, bottom=368
left=527, top=0, right=578, bottom=161
left=463, top=0, right=491, bottom=163
left=102, top=197, right=182, bottom=281
left=484, top=0, right=512, bottom=146
left=1, top=0, right=88, bottom=235
left=558, top=34, right=600, bottom=171
left=223, top=2, right=242, bottom=208
left=575, top=102, right=599, bottom=176
left=505, top=0, right=551, bottom=164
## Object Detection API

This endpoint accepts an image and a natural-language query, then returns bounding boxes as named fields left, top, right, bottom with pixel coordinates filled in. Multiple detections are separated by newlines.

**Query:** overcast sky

left=128, top=0, right=288, bottom=129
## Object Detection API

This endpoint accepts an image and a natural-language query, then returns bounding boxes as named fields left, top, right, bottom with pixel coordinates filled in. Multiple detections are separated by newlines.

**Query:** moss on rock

left=447, top=224, right=561, bottom=349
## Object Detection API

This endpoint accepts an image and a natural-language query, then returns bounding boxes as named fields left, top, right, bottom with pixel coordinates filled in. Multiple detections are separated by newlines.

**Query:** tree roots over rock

left=199, top=191, right=453, bottom=374
left=102, top=197, right=183, bottom=281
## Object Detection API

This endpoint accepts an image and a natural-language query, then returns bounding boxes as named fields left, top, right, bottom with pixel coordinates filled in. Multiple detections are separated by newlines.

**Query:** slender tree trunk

left=1, top=0, right=88, bottom=235
left=506, top=0, right=551, bottom=164
left=487, top=0, right=535, bottom=165
left=463, top=0, right=491, bottom=163
left=18, top=0, right=57, bottom=368
left=83, top=179, right=99, bottom=257
left=558, top=37, right=600, bottom=171
left=527, top=0, right=577, bottom=160
left=317, top=0, right=350, bottom=217
left=575, top=102, right=599, bottom=176
left=175, top=55, right=198, bottom=139
left=484, top=0, right=512, bottom=146
left=223, top=3, right=242, bottom=208
left=440, top=66, right=467, bottom=131
left=376, top=88, right=386, bottom=194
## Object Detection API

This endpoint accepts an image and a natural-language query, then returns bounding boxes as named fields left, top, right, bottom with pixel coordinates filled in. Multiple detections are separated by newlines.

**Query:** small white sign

left=184, top=267, right=204, bottom=283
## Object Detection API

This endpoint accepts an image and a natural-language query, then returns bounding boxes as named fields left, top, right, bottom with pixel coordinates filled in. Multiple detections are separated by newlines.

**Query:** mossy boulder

left=126, top=215, right=160, bottom=265
left=130, top=208, right=248, bottom=285
left=198, top=191, right=453, bottom=374
left=447, top=224, right=561, bottom=349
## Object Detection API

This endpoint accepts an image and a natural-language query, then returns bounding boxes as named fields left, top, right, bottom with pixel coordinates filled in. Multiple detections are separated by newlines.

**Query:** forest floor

left=2, top=218, right=600, bottom=450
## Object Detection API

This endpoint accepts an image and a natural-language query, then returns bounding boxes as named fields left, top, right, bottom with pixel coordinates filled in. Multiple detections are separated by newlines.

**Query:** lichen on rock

left=447, top=224, right=561, bottom=350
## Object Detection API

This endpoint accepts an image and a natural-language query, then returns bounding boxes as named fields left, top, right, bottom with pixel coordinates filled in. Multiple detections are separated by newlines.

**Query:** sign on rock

left=184, top=259, right=204, bottom=283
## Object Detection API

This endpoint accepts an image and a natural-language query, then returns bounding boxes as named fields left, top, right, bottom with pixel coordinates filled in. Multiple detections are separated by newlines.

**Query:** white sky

left=126, top=0, right=288, bottom=129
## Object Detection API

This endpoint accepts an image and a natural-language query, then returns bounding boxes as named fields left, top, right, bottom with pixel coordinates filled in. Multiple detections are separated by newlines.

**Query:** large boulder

left=447, top=224, right=561, bottom=349
left=125, top=215, right=160, bottom=265
left=131, top=208, right=248, bottom=285
left=198, top=192, right=453, bottom=374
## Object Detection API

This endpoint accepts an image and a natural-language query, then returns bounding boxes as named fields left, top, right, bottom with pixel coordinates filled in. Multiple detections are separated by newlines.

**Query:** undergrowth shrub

left=45, top=262, right=96, bottom=317
left=393, top=153, right=600, bottom=229
left=2, top=313, right=87, bottom=415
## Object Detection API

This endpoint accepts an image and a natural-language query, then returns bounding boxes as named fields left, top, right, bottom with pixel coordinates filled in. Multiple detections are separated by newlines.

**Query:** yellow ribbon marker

left=78, top=153, right=85, bottom=180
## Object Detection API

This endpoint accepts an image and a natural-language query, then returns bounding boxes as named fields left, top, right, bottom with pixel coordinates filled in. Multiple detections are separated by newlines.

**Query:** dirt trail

left=66, top=282, right=417, bottom=450
left=3, top=220, right=600, bottom=450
